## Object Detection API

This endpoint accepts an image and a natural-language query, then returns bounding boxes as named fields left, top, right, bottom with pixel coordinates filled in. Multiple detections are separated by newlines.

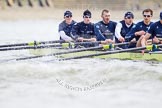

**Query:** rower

left=141, top=11, right=162, bottom=47
left=126, top=8, right=154, bottom=47
left=71, top=10, right=96, bottom=47
left=94, top=9, right=117, bottom=44
left=58, top=10, right=76, bottom=42
left=115, top=11, right=135, bottom=48
left=71, top=10, right=96, bottom=42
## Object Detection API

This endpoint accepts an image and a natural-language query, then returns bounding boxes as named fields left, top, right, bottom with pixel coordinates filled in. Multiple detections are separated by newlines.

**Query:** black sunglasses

left=84, top=16, right=91, bottom=18
left=65, top=15, right=72, bottom=18
left=126, top=17, right=132, bottom=19
left=143, top=15, right=151, bottom=17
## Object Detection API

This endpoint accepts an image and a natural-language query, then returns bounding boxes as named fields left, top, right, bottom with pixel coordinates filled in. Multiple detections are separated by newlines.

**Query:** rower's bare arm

left=77, top=37, right=96, bottom=42
left=118, top=37, right=125, bottom=42
left=135, top=30, right=146, bottom=36
left=153, top=36, right=162, bottom=44
left=100, top=39, right=114, bottom=44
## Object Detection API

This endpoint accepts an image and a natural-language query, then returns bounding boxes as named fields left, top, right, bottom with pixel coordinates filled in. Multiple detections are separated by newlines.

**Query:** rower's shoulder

left=132, top=21, right=144, bottom=28
left=95, top=21, right=102, bottom=25
left=136, top=21, right=143, bottom=25
left=152, top=21, right=160, bottom=25
left=149, top=21, right=160, bottom=27
left=72, top=20, right=77, bottom=24
left=109, top=20, right=117, bottom=24
left=59, top=20, right=65, bottom=25
left=109, top=21, right=117, bottom=26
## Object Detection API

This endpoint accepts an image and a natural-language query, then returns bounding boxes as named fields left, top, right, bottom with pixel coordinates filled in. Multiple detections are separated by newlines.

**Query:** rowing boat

left=28, top=48, right=162, bottom=62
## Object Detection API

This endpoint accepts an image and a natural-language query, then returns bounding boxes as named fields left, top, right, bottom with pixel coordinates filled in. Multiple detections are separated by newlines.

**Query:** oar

left=0, top=44, right=62, bottom=51
left=149, top=51, right=162, bottom=54
left=0, top=41, right=102, bottom=51
left=0, top=40, right=65, bottom=48
left=60, top=44, right=162, bottom=60
left=16, top=42, right=129, bottom=61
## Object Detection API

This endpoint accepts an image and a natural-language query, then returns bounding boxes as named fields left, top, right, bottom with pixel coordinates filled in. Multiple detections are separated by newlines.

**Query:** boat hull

left=29, top=48, right=162, bottom=62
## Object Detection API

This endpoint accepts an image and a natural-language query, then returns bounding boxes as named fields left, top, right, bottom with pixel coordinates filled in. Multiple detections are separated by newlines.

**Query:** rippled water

left=0, top=20, right=162, bottom=108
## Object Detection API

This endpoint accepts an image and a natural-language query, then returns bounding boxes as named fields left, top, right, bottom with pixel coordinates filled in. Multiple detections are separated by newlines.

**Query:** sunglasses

left=125, top=17, right=132, bottom=19
left=143, top=15, right=151, bottom=17
left=84, top=16, right=91, bottom=18
left=65, top=15, right=72, bottom=18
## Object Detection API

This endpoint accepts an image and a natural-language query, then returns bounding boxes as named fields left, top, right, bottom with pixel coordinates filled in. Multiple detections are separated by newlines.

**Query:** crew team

left=58, top=9, right=162, bottom=49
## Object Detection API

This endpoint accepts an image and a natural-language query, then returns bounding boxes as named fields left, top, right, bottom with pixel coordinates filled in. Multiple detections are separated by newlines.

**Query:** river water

left=0, top=20, right=162, bottom=108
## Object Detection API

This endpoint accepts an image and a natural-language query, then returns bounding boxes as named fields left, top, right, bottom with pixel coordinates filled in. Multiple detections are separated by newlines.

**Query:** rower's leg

left=136, top=35, right=145, bottom=47
left=141, top=36, right=147, bottom=47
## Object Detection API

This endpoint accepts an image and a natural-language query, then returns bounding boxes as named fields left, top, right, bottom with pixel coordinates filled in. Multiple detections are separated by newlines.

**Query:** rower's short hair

left=142, top=8, right=153, bottom=16
left=101, top=9, right=110, bottom=16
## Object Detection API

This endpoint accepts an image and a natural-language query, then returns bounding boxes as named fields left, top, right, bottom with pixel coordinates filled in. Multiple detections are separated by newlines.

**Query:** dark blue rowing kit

left=94, top=21, right=117, bottom=41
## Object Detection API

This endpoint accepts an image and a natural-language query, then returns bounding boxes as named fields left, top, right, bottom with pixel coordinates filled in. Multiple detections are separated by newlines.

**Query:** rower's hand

left=105, top=39, right=114, bottom=44
left=153, top=36, right=162, bottom=44
left=135, top=30, right=145, bottom=36
left=90, top=38, right=97, bottom=42
left=118, top=37, right=125, bottom=42
left=130, top=38, right=136, bottom=43
left=77, top=37, right=84, bottom=42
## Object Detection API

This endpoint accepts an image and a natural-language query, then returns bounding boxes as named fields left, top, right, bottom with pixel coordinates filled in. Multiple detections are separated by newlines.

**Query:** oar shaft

left=149, top=51, right=162, bottom=54
left=0, top=44, right=62, bottom=51
left=16, top=42, right=130, bottom=61
left=16, top=46, right=103, bottom=61
left=61, top=47, right=145, bottom=60
left=39, top=40, right=65, bottom=44
left=0, top=40, right=65, bottom=48
left=0, top=43, right=28, bottom=48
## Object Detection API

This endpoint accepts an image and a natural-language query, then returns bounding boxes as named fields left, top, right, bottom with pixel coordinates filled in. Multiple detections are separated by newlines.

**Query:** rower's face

left=102, top=12, right=110, bottom=24
left=125, top=17, right=133, bottom=25
left=64, top=16, right=72, bottom=24
left=83, top=16, right=91, bottom=24
left=143, top=12, right=152, bottom=23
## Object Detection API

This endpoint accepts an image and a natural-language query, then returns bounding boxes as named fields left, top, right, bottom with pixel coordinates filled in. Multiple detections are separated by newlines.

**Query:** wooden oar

left=60, top=44, right=162, bottom=60
left=0, top=40, right=65, bottom=48
left=16, top=42, right=129, bottom=61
